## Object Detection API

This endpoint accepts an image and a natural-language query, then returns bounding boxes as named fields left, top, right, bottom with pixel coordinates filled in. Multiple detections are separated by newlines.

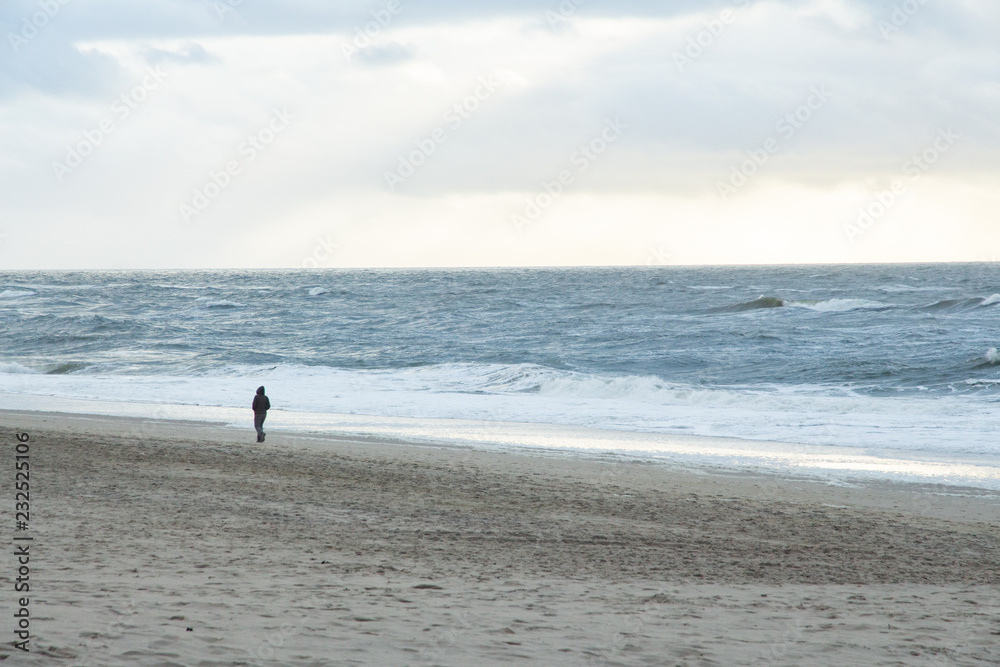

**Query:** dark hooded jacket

left=252, top=386, right=270, bottom=414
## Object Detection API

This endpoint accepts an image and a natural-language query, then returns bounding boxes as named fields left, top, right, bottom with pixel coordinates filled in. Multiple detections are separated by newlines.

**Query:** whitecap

left=0, top=362, right=40, bottom=374
left=965, top=378, right=1000, bottom=387
left=788, top=298, right=890, bottom=313
left=0, top=290, right=35, bottom=299
left=980, top=294, right=1000, bottom=307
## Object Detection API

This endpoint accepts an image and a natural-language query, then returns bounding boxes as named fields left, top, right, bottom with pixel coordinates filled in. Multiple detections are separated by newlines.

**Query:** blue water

left=2, top=265, right=1000, bottom=484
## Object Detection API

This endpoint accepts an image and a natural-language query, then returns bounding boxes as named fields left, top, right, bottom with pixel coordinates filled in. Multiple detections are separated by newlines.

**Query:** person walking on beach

left=252, top=386, right=270, bottom=443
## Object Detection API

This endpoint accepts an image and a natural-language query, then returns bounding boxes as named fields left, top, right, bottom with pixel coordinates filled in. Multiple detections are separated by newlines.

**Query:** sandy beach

left=2, top=411, right=998, bottom=666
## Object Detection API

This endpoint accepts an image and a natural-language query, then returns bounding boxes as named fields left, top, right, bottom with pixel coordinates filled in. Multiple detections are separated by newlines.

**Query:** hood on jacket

left=257, top=386, right=266, bottom=395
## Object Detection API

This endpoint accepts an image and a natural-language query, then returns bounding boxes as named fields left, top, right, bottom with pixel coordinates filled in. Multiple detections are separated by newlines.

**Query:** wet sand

left=1, top=411, right=998, bottom=665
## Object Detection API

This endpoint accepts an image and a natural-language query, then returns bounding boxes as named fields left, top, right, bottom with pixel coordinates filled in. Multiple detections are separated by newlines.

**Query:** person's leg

left=254, top=413, right=264, bottom=442
left=260, top=412, right=267, bottom=441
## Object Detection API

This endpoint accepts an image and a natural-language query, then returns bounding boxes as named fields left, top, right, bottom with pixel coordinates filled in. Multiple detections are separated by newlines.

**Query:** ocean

left=2, top=264, right=999, bottom=489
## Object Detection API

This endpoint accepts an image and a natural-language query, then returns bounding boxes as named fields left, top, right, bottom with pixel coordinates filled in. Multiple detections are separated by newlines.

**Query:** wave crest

left=0, top=362, right=40, bottom=375
left=713, top=297, right=785, bottom=313
left=195, top=297, right=243, bottom=308
left=920, top=295, right=1000, bottom=312
left=45, top=362, right=89, bottom=375
left=713, top=297, right=888, bottom=314
left=0, top=290, right=35, bottom=299
left=788, top=298, right=890, bottom=312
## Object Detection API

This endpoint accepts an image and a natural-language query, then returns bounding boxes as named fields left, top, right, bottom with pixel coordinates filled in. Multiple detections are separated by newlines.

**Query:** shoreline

left=5, top=395, right=1000, bottom=494
left=2, top=410, right=999, bottom=664
left=6, top=407, right=1000, bottom=521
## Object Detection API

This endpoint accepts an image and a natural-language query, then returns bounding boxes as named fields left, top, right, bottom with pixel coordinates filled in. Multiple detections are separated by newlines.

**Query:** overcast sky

left=0, top=0, right=997, bottom=269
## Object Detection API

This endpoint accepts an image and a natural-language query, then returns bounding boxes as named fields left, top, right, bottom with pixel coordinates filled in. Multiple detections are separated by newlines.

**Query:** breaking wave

left=0, top=362, right=39, bottom=374
left=0, top=290, right=35, bottom=299
left=714, top=297, right=889, bottom=313
left=919, top=295, right=1000, bottom=312
left=787, top=298, right=890, bottom=312
left=712, top=297, right=785, bottom=312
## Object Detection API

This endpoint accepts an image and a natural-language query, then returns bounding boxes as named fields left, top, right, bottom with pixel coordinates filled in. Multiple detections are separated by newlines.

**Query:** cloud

left=0, top=0, right=998, bottom=268
left=352, top=41, right=416, bottom=66
left=143, top=42, right=220, bottom=66
left=0, top=41, right=121, bottom=101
